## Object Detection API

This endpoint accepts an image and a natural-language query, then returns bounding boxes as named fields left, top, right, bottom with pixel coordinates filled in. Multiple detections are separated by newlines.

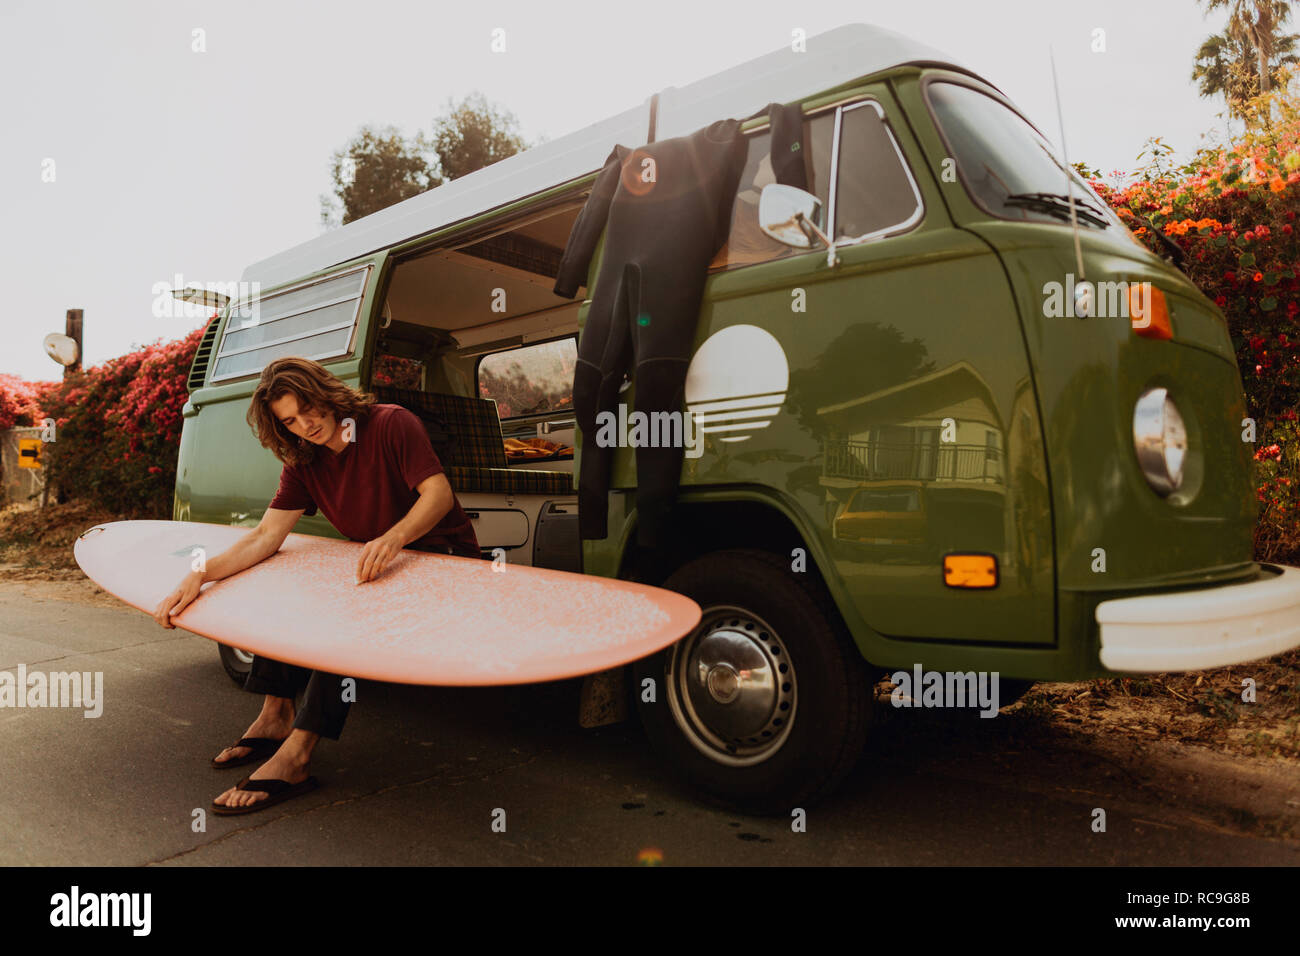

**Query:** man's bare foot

left=213, top=743, right=312, bottom=810
left=211, top=709, right=295, bottom=765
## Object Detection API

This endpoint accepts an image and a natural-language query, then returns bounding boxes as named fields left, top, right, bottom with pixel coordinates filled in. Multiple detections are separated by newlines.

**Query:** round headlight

left=1133, top=387, right=1187, bottom=496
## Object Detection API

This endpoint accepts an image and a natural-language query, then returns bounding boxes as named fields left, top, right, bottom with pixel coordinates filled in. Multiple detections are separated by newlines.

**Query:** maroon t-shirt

left=268, top=404, right=480, bottom=557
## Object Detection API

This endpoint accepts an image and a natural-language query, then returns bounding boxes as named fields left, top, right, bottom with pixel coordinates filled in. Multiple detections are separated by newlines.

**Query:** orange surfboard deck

left=74, top=520, right=701, bottom=686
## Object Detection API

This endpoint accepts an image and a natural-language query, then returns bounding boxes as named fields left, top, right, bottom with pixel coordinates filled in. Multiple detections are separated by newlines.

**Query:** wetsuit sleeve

left=711, top=119, right=749, bottom=253
left=768, top=101, right=809, bottom=191
left=268, top=464, right=317, bottom=516
left=553, top=144, right=629, bottom=299
left=385, top=406, right=445, bottom=492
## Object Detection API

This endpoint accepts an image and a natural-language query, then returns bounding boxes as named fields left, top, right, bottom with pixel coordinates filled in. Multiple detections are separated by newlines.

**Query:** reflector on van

left=1129, top=283, right=1173, bottom=340
left=943, top=553, right=998, bottom=589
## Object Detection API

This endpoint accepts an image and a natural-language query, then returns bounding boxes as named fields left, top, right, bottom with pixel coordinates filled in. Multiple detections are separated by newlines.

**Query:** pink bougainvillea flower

left=1254, top=444, right=1283, bottom=461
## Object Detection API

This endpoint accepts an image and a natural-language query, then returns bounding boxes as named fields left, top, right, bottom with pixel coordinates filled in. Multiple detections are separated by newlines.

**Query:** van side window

left=478, top=337, right=577, bottom=419
left=833, top=102, right=924, bottom=241
left=709, top=111, right=836, bottom=271
left=211, top=266, right=369, bottom=382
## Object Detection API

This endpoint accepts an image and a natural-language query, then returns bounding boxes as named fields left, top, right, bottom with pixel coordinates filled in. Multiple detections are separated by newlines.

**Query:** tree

left=1194, top=29, right=1274, bottom=118
left=1197, top=0, right=1298, bottom=101
left=423, top=92, right=527, bottom=182
left=319, top=93, right=530, bottom=227
left=320, top=125, right=440, bottom=227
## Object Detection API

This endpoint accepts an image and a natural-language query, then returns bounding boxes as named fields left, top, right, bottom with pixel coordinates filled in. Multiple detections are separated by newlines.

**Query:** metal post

left=44, top=307, right=83, bottom=505
left=65, top=308, right=82, bottom=378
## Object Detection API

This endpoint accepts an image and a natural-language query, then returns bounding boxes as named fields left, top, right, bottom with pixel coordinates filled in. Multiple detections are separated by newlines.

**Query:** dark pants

left=243, top=541, right=484, bottom=738
left=244, top=657, right=351, bottom=739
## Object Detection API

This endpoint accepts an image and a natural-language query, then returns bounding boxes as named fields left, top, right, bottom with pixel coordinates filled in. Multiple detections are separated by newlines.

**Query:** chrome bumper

left=1096, top=564, right=1300, bottom=673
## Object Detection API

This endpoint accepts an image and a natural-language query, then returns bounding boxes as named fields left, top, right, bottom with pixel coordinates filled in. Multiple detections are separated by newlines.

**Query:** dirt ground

left=0, top=501, right=129, bottom=607
left=5, top=500, right=1298, bottom=826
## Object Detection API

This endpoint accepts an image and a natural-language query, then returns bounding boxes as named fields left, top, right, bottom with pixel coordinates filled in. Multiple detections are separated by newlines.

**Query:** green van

left=175, top=23, right=1300, bottom=811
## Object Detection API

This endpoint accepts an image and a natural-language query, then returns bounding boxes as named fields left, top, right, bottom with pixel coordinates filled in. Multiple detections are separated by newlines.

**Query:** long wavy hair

left=247, top=357, right=377, bottom=466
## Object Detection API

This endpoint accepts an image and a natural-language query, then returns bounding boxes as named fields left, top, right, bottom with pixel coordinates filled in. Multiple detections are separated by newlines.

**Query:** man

left=152, top=357, right=481, bottom=814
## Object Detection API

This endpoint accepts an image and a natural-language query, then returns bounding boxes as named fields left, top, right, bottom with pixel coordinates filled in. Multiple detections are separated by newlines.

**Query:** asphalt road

left=1, top=585, right=1297, bottom=866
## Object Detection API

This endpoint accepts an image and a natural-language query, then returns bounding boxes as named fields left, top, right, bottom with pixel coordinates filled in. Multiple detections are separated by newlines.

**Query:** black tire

left=632, top=548, right=871, bottom=815
left=218, top=643, right=254, bottom=686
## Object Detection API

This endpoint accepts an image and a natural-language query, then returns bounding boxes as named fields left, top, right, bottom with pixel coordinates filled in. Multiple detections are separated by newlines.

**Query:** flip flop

left=211, top=775, right=320, bottom=816
left=210, top=736, right=288, bottom=769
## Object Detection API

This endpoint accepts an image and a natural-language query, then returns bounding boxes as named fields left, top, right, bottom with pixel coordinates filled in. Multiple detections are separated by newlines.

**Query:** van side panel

left=595, top=83, right=1056, bottom=648
left=659, top=231, right=1054, bottom=647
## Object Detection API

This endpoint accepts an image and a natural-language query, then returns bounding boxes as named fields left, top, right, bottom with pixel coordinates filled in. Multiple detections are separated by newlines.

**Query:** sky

left=0, top=0, right=1240, bottom=381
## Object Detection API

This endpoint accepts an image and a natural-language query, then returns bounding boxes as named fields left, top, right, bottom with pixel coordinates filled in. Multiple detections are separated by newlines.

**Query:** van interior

left=369, top=197, right=589, bottom=570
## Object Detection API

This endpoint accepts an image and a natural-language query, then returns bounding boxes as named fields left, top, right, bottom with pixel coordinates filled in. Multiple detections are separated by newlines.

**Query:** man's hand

left=356, top=529, right=406, bottom=584
left=153, top=570, right=205, bottom=628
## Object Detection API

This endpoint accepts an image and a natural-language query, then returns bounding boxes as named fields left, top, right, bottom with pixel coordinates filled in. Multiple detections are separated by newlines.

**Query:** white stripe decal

left=688, top=392, right=787, bottom=412
left=692, top=406, right=781, bottom=423
left=701, top=421, right=773, bottom=433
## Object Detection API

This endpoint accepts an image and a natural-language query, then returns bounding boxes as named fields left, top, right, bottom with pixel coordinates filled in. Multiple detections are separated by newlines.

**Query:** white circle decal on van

left=684, top=325, right=789, bottom=443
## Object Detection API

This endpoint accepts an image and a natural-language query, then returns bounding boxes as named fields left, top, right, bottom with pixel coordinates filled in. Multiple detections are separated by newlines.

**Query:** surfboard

left=73, top=520, right=701, bottom=686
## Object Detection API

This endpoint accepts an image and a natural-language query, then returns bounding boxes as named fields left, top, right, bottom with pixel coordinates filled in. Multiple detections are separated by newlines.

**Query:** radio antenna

left=1050, top=45, right=1086, bottom=283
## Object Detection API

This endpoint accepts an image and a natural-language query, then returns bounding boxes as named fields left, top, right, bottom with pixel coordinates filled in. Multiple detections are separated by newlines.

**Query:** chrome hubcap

left=666, top=606, right=797, bottom=767
left=233, top=647, right=255, bottom=666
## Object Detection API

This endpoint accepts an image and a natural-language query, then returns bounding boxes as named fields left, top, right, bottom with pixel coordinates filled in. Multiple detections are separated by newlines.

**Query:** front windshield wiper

left=1002, top=191, right=1110, bottom=228
left=1022, top=191, right=1107, bottom=217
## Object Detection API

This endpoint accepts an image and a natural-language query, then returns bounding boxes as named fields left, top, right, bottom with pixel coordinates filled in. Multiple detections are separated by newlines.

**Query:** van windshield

left=926, top=81, right=1124, bottom=230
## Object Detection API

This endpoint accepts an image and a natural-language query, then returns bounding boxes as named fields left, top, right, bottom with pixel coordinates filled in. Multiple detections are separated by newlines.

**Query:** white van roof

left=240, top=23, right=973, bottom=291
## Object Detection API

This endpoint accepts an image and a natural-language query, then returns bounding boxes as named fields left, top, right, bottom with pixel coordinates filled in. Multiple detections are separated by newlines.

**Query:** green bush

left=36, top=325, right=206, bottom=516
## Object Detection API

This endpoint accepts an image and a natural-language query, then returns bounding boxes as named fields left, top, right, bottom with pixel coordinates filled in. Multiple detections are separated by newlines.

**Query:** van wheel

left=218, top=644, right=254, bottom=685
left=632, top=548, right=870, bottom=814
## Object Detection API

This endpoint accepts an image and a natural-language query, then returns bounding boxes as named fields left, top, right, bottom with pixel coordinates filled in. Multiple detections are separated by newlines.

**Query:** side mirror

left=43, top=332, right=79, bottom=367
left=758, top=184, right=840, bottom=268
left=758, top=184, right=823, bottom=247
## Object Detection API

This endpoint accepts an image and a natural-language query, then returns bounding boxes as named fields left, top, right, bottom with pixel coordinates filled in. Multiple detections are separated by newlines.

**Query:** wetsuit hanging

left=554, top=101, right=807, bottom=546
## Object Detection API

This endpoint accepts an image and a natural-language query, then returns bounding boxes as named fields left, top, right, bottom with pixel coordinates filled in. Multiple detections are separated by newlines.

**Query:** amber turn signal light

left=943, top=553, right=998, bottom=589
left=1129, top=283, right=1173, bottom=340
